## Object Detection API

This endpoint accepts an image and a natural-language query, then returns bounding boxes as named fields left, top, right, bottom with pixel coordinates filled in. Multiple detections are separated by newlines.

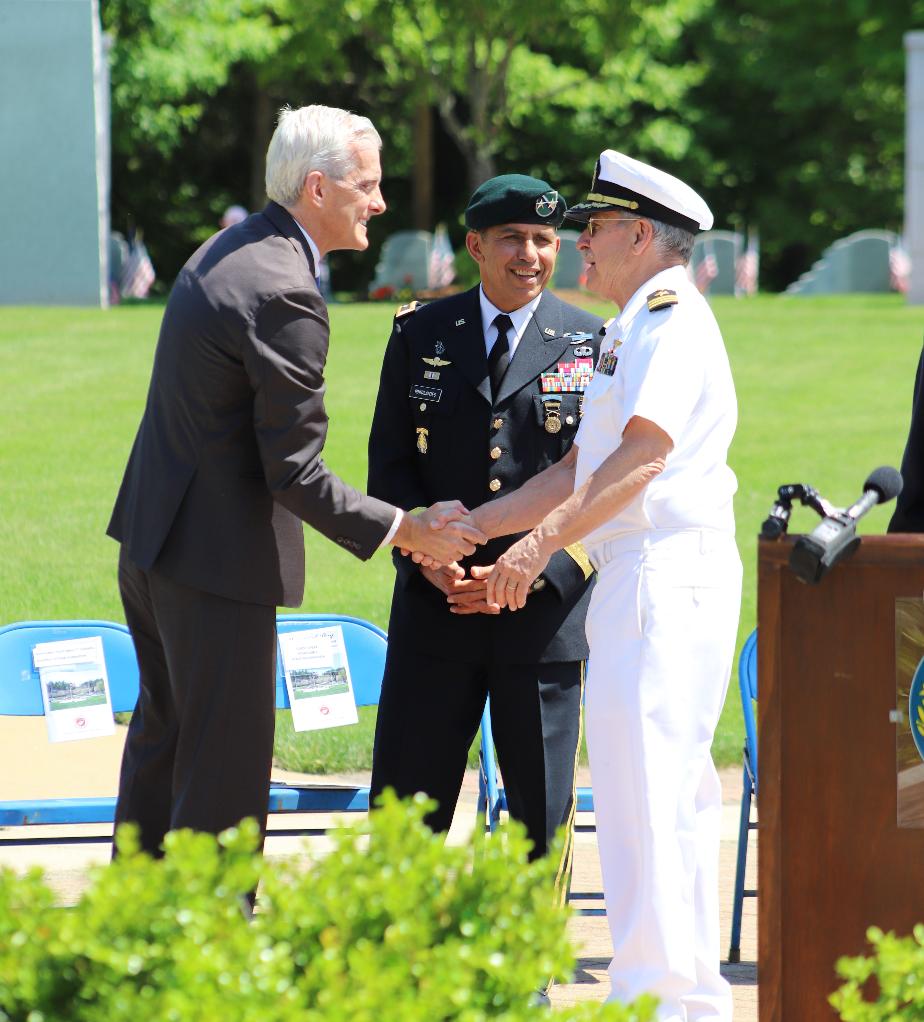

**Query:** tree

left=684, top=0, right=924, bottom=289
left=339, top=0, right=711, bottom=195
left=101, top=0, right=287, bottom=277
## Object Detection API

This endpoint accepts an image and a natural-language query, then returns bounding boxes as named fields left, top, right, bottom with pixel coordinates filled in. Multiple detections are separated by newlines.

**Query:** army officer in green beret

left=367, top=174, right=603, bottom=879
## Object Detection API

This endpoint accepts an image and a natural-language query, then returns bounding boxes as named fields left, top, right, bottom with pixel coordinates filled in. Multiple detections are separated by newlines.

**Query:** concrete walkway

left=0, top=716, right=757, bottom=1017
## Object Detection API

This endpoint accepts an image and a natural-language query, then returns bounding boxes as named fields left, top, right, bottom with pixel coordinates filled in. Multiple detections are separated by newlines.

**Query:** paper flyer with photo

left=32, top=636, right=115, bottom=743
left=277, top=625, right=358, bottom=732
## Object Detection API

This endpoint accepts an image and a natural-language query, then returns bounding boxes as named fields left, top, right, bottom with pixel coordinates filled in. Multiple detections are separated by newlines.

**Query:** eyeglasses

left=586, top=216, right=642, bottom=237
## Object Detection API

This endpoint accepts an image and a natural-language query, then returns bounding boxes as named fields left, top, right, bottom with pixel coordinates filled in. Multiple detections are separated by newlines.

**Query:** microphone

left=760, top=483, right=839, bottom=540
left=788, top=467, right=903, bottom=584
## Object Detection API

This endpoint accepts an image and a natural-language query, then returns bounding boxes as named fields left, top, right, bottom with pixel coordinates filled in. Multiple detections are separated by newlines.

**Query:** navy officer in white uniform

left=455, top=150, right=741, bottom=1020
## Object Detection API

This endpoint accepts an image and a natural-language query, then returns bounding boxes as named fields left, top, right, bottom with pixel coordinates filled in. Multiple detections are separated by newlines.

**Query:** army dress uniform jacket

left=108, top=201, right=396, bottom=608
left=367, top=286, right=603, bottom=665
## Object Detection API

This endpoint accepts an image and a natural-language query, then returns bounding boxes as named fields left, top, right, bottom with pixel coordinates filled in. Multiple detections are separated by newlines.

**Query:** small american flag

left=695, top=253, right=718, bottom=294
left=120, top=234, right=156, bottom=299
left=428, top=224, right=455, bottom=289
left=889, top=242, right=911, bottom=294
left=735, top=232, right=759, bottom=297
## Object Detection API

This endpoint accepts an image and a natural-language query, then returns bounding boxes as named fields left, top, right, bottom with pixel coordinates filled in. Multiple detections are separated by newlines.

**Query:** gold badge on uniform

left=541, top=397, right=562, bottom=434
left=416, top=427, right=429, bottom=454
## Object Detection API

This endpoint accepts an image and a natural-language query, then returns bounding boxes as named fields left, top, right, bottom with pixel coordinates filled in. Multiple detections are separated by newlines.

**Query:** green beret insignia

left=535, top=191, right=560, bottom=218
left=647, top=289, right=678, bottom=312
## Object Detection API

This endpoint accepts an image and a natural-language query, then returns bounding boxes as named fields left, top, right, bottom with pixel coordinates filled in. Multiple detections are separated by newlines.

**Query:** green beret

left=464, top=174, right=566, bottom=230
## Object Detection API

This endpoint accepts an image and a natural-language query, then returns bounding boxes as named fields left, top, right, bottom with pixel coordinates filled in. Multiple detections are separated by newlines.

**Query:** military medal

left=540, top=357, right=594, bottom=393
left=416, top=427, right=429, bottom=454
left=542, top=398, right=562, bottom=434
left=596, top=347, right=619, bottom=376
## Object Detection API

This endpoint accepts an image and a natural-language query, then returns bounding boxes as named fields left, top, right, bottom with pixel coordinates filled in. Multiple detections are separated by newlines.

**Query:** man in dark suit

left=368, top=175, right=603, bottom=868
left=108, top=104, right=484, bottom=856
left=890, top=339, right=924, bottom=532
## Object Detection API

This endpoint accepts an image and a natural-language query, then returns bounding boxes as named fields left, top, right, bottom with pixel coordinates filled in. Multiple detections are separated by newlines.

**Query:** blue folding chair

left=269, top=613, right=386, bottom=817
left=0, top=619, right=140, bottom=840
left=0, top=615, right=387, bottom=844
left=728, top=628, right=758, bottom=964
left=477, top=696, right=601, bottom=915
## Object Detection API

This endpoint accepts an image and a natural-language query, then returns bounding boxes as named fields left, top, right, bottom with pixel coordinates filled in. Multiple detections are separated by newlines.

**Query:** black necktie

left=488, top=314, right=512, bottom=401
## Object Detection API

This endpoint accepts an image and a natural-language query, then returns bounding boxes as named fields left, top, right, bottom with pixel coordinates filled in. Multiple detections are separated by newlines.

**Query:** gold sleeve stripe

left=585, top=193, right=639, bottom=210
left=564, top=542, right=594, bottom=581
left=552, top=662, right=585, bottom=911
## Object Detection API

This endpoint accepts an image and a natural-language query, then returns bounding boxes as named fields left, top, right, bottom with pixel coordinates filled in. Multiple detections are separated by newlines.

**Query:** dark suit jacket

left=108, top=202, right=396, bottom=607
left=367, top=286, right=603, bottom=664
left=890, top=339, right=924, bottom=532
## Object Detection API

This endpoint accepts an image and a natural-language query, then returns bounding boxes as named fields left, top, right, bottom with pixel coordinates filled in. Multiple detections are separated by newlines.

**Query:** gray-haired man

left=108, top=104, right=483, bottom=856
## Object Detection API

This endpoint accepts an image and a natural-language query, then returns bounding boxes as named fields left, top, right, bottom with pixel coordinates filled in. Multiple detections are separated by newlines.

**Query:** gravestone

left=551, top=229, right=585, bottom=289
left=370, top=230, right=432, bottom=293
left=785, top=230, right=897, bottom=295
left=0, top=0, right=109, bottom=306
left=691, top=230, right=741, bottom=295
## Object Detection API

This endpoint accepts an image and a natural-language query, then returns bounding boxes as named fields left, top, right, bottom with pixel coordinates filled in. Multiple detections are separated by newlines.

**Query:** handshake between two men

left=394, top=466, right=571, bottom=616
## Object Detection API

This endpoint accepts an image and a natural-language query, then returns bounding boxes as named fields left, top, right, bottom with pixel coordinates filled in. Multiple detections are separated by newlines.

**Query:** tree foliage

left=100, top=0, right=923, bottom=290
left=101, top=0, right=287, bottom=275
left=685, top=0, right=924, bottom=288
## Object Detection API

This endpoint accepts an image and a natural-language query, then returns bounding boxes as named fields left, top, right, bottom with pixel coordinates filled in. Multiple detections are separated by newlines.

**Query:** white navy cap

left=567, top=149, right=713, bottom=232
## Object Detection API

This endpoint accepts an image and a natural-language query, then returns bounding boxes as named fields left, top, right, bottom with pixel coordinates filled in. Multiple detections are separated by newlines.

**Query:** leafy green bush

left=0, top=794, right=656, bottom=1021
left=830, top=924, right=924, bottom=1020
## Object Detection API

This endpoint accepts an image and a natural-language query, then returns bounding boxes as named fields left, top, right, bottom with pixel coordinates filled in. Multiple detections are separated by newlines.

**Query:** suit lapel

left=445, top=288, right=492, bottom=404
left=495, top=292, right=571, bottom=406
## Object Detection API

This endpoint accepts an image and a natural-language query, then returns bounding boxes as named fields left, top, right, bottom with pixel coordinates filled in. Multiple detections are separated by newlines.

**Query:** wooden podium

left=758, top=535, right=924, bottom=1021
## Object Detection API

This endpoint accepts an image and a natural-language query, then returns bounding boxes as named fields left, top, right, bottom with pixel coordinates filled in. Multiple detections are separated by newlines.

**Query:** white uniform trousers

left=584, top=529, right=742, bottom=1021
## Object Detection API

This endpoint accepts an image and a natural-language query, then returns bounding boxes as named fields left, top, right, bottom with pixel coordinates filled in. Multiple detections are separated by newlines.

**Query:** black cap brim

left=563, top=200, right=616, bottom=224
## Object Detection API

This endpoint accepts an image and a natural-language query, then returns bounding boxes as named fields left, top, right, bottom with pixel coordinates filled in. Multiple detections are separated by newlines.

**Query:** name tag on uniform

left=410, top=384, right=442, bottom=403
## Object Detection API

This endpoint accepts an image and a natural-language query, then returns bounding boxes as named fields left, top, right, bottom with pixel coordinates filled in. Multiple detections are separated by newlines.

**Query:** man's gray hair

left=265, top=105, right=382, bottom=207
left=647, top=218, right=696, bottom=265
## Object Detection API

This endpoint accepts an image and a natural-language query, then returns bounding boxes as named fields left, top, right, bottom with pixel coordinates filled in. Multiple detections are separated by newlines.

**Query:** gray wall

left=0, top=0, right=108, bottom=306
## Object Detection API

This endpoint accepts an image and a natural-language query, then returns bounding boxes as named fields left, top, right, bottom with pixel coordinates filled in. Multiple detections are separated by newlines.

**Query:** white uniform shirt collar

left=479, top=287, right=543, bottom=359
left=616, top=263, right=690, bottom=332
left=291, top=218, right=321, bottom=279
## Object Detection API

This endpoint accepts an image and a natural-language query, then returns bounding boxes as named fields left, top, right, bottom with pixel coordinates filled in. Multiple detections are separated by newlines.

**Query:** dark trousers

left=370, top=640, right=583, bottom=861
left=114, top=548, right=277, bottom=856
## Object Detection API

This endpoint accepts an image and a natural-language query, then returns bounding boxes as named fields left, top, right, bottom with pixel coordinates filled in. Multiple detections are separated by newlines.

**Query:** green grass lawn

left=1, top=293, right=922, bottom=771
